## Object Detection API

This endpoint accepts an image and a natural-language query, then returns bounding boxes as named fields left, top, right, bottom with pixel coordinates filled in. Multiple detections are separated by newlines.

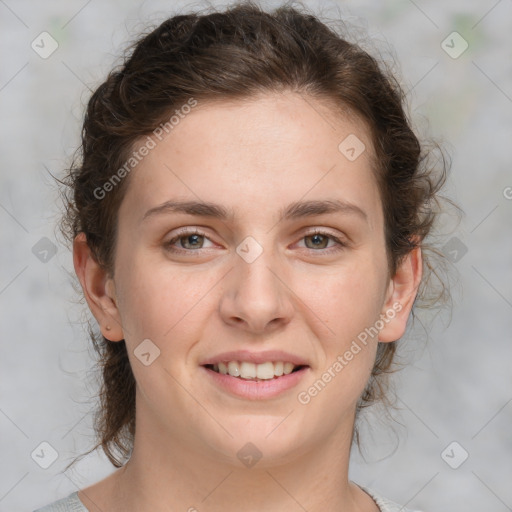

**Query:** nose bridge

left=238, top=243, right=279, bottom=296
left=220, top=234, right=293, bottom=332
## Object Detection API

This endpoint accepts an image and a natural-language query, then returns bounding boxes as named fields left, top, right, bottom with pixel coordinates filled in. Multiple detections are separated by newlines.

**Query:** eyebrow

left=141, top=198, right=368, bottom=224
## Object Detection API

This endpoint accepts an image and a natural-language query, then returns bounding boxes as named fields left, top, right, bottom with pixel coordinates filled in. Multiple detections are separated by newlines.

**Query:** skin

left=73, top=91, right=422, bottom=512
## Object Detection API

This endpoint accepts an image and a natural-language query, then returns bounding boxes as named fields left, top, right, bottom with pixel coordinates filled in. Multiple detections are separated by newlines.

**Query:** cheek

left=296, top=270, right=382, bottom=414
left=293, top=252, right=387, bottom=400
left=114, top=253, right=215, bottom=347
left=301, top=255, right=388, bottom=340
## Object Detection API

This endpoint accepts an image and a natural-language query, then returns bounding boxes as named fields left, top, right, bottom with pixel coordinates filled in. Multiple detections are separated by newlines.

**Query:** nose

left=219, top=244, right=294, bottom=334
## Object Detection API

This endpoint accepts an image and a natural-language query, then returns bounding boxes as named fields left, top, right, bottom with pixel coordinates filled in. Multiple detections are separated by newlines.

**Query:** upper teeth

left=213, top=361, right=297, bottom=380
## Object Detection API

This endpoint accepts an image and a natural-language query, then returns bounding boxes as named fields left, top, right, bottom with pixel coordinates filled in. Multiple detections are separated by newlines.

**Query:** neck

left=103, top=406, right=377, bottom=512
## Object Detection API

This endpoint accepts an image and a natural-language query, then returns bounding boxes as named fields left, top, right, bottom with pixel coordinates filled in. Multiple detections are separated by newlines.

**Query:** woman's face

left=98, top=92, right=413, bottom=467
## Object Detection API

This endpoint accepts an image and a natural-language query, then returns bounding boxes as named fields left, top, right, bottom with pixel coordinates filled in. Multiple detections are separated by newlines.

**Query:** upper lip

left=200, top=350, right=310, bottom=367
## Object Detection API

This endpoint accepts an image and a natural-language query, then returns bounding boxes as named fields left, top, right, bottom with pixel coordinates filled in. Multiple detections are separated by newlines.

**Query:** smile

left=201, top=362, right=309, bottom=399
left=205, top=360, right=305, bottom=380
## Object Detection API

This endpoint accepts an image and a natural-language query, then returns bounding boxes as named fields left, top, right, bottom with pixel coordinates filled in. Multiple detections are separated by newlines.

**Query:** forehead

left=120, top=91, right=381, bottom=229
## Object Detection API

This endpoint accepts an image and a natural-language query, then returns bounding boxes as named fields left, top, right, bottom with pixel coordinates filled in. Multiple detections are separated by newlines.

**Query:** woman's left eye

left=299, top=231, right=346, bottom=253
left=165, top=229, right=346, bottom=254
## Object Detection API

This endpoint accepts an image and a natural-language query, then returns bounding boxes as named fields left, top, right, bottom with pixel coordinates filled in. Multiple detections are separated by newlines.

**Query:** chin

left=200, top=415, right=315, bottom=468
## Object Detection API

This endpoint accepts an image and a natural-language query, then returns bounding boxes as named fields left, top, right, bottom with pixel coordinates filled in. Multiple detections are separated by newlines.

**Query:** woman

left=35, top=2, right=448, bottom=510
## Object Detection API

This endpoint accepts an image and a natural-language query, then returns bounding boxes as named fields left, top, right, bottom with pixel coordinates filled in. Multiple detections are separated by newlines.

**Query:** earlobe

left=378, top=247, right=422, bottom=343
left=73, top=233, right=125, bottom=342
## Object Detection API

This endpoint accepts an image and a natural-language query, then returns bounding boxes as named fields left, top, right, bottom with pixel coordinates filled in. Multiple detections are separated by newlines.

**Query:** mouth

left=201, top=360, right=310, bottom=400
left=203, top=361, right=308, bottom=381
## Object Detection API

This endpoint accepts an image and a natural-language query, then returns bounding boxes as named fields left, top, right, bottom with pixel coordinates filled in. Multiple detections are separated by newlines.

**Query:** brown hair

left=60, top=0, right=451, bottom=470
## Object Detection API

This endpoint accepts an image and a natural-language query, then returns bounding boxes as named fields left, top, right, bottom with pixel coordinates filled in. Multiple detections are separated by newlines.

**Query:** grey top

left=33, top=485, right=425, bottom=511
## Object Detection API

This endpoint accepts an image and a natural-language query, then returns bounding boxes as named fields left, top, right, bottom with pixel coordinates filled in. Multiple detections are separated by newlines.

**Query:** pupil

left=308, top=234, right=327, bottom=249
left=185, top=234, right=202, bottom=248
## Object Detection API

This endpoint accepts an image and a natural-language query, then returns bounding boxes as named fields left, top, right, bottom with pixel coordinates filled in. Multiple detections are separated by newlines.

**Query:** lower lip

left=201, top=366, right=309, bottom=400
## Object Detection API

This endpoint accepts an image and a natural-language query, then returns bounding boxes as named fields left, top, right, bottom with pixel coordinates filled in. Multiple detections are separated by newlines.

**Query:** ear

left=378, top=246, right=422, bottom=342
left=73, top=232, right=124, bottom=342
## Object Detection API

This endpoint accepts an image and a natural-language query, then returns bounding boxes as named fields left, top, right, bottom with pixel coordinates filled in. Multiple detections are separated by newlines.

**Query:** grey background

left=1, top=0, right=511, bottom=511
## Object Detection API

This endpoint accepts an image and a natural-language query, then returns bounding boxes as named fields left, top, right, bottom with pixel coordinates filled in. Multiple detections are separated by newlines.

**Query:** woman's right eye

left=165, top=229, right=214, bottom=252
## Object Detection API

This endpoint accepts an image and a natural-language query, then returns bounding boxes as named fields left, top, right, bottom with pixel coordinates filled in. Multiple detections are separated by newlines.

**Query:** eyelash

left=165, top=228, right=347, bottom=255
